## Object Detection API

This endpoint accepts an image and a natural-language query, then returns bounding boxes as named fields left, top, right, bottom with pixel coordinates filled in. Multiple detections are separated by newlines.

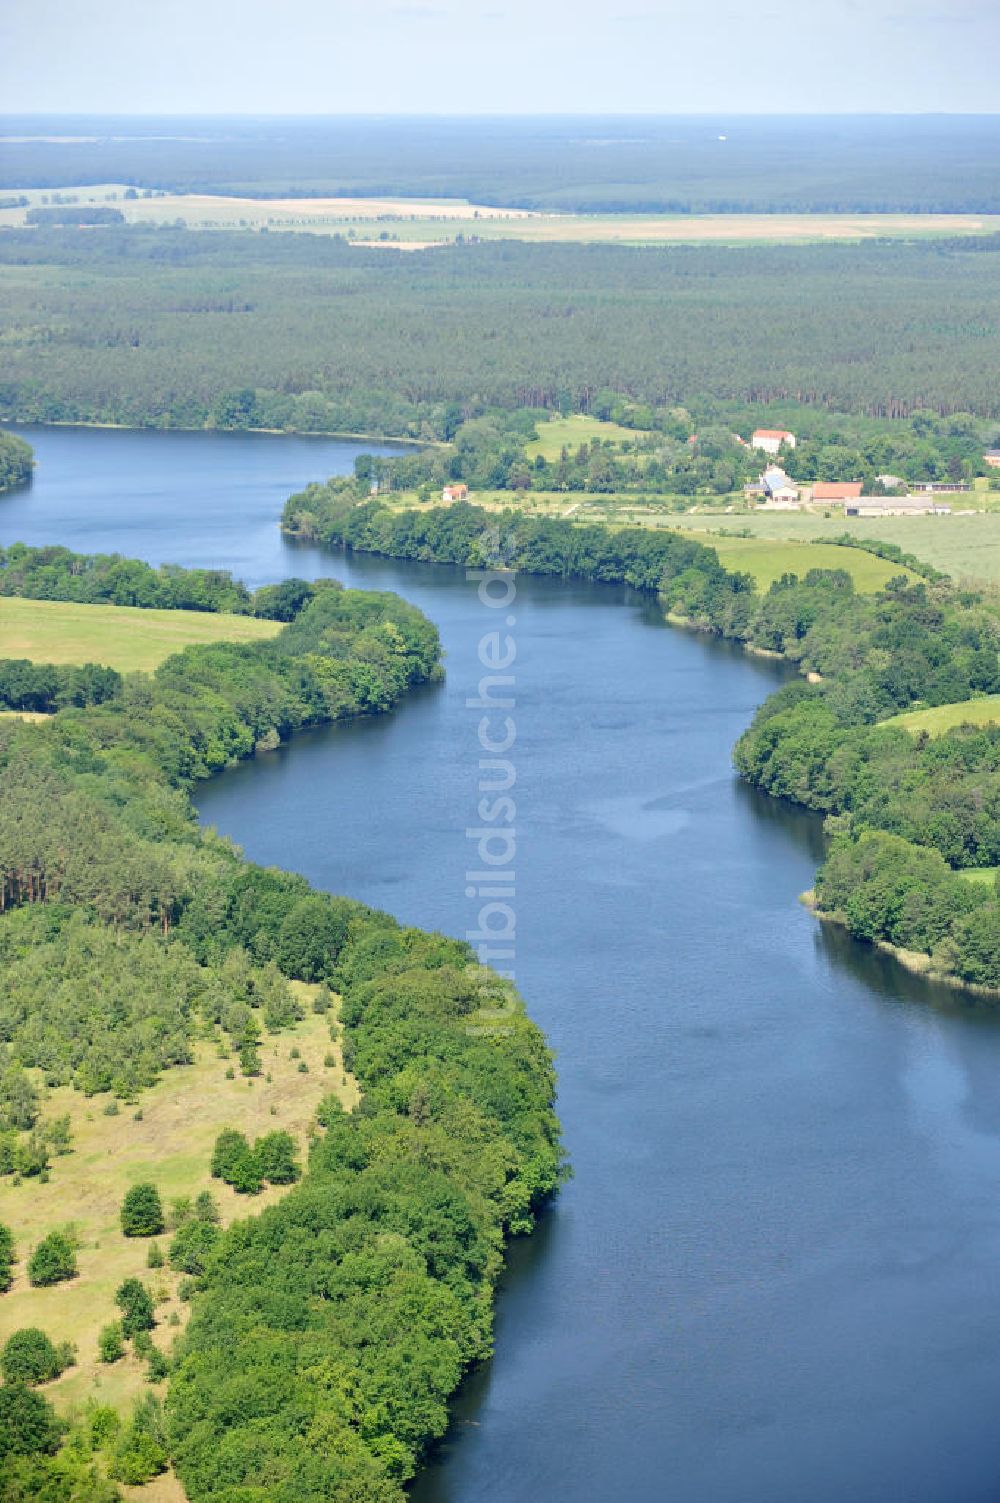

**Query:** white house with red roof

left=751, top=428, right=796, bottom=455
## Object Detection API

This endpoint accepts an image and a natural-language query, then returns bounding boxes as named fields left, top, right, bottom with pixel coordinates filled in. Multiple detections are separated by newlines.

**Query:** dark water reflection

left=6, top=426, right=1000, bottom=1503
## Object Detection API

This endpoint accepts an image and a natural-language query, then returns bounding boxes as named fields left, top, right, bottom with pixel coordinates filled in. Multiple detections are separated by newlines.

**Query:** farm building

left=442, top=483, right=469, bottom=503
left=811, top=481, right=863, bottom=503
left=846, top=496, right=951, bottom=517
left=746, top=466, right=800, bottom=506
left=984, top=450, right=1000, bottom=468
left=751, top=428, right=796, bottom=455
left=762, top=466, right=800, bottom=505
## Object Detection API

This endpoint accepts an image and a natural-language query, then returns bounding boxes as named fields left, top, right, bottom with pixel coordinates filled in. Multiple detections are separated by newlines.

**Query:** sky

left=1, top=0, right=999, bottom=114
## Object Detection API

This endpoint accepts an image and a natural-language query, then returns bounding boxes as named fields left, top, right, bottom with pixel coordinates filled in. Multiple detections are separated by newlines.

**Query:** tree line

left=0, top=558, right=562, bottom=1500
left=0, top=542, right=320, bottom=617
left=4, top=115, right=999, bottom=212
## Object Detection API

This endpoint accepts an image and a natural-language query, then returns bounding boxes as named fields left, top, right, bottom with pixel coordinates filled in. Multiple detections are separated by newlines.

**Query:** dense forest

left=0, top=560, right=563, bottom=1499
left=5, top=229, right=1000, bottom=433
left=0, top=431, right=32, bottom=492
left=3, top=115, right=1000, bottom=212
left=284, top=488, right=1000, bottom=989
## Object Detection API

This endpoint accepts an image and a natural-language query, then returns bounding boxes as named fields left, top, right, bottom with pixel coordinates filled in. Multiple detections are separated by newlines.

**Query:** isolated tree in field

left=115, top=1278, right=155, bottom=1338
left=98, top=1322, right=125, bottom=1364
left=0, top=1384, right=63, bottom=1460
left=120, top=1182, right=165, bottom=1238
left=255, top=1130, right=300, bottom=1185
left=211, top=1127, right=262, bottom=1193
left=27, top=1230, right=76, bottom=1287
left=0, top=1220, right=15, bottom=1292
left=1, top=1327, right=63, bottom=1386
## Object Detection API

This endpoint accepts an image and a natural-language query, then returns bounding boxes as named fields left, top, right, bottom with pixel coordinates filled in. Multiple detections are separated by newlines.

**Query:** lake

left=6, top=424, right=1000, bottom=1503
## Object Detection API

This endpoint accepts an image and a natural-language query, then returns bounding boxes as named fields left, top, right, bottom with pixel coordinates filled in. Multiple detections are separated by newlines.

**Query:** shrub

left=120, top=1183, right=165, bottom=1238
left=115, top=1278, right=155, bottom=1338
left=1, top=1328, right=62, bottom=1385
left=168, top=1219, right=220, bottom=1276
left=108, top=1395, right=168, bottom=1486
left=193, top=1190, right=219, bottom=1223
left=0, top=1220, right=15, bottom=1292
left=98, top=1322, right=125, bottom=1364
left=27, top=1231, right=76, bottom=1287
left=147, top=1241, right=163, bottom=1269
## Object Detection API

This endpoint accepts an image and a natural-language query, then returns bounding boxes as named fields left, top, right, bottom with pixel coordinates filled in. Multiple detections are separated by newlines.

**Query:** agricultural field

left=886, top=695, right=1000, bottom=737
left=0, top=987, right=357, bottom=1428
left=5, top=185, right=1000, bottom=248
left=0, top=596, right=282, bottom=671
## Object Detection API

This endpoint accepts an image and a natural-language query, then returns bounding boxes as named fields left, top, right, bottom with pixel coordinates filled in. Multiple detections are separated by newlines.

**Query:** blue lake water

left=5, top=424, right=1000, bottom=1503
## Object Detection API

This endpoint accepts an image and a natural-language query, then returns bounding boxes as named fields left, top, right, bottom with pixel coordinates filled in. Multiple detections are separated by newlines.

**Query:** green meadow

left=0, top=597, right=282, bottom=672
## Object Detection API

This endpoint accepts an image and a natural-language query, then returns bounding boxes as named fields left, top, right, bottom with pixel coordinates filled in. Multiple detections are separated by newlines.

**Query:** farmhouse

left=984, top=450, right=1000, bottom=469
left=751, top=428, right=796, bottom=456
left=442, top=483, right=469, bottom=502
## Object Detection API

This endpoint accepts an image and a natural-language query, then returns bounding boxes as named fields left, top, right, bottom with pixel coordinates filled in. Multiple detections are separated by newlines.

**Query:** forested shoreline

left=0, top=432, right=33, bottom=493
left=283, top=488, right=1000, bottom=992
left=0, top=561, right=563, bottom=1498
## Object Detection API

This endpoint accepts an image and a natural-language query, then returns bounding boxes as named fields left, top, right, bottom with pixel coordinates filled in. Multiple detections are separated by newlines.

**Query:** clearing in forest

left=886, top=695, right=1000, bottom=737
left=0, top=989, right=357, bottom=1422
left=525, top=414, right=644, bottom=461
left=0, top=596, right=282, bottom=672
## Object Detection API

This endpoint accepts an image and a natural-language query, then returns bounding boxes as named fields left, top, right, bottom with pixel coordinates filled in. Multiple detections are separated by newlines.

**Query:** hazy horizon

left=2, top=0, right=998, bottom=116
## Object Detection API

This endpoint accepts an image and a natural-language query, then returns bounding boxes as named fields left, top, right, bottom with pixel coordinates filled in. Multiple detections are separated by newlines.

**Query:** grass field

left=959, top=867, right=1000, bottom=886
left=525, top=414, right=641, bottom=461
left=0, top=986, right=357, bottom=1430
left=677, top=511, right=1000, bottom=584
left=4, top=186, right=1000, bottom=248
left=886, top=695, right=1000, bottom=737
left=673, top=533, right=916, bottom=591
left=0, top=597, right=282, bottom=671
